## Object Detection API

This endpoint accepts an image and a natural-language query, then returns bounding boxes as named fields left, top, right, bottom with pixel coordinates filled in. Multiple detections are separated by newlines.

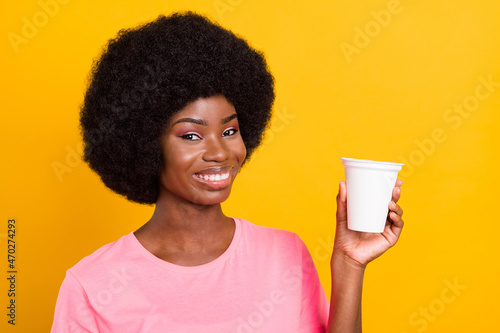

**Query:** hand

left=332, top=179, right=404, bottom=268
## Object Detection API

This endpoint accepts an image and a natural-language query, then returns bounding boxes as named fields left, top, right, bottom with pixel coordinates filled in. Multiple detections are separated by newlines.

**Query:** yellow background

left=1, top=0, right=499, bottom=332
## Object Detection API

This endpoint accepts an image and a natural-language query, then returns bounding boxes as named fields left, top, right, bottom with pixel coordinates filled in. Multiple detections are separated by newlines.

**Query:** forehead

left=171, top=95, right=236, bottom=122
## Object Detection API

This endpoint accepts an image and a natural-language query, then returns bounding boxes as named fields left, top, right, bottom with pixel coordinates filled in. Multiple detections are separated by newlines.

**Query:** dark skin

left=134, top=94, right=246, bottom=266
left=134, top=94, right=405, bottom=332
left=327, top=179, right=403, bottom=332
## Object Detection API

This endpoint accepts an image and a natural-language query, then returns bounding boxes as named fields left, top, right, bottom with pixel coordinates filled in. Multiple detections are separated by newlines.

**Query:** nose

left=202, top=135, right=229, bottom=162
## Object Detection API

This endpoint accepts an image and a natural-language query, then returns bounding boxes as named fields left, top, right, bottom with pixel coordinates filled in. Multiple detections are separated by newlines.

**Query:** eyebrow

left=171, top=113, right=238, bottom=127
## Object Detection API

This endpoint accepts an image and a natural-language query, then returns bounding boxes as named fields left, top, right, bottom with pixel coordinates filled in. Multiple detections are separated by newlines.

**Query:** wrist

left=331, top=249, right=367, bottom=273
left=328, top=249, right=365, bottom=332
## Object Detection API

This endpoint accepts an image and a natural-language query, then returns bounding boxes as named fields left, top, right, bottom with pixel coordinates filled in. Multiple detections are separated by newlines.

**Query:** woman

left=52, top=12, right=404, bottom=332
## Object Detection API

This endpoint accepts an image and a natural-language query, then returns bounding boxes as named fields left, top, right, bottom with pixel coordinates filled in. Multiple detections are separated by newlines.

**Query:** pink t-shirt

left=51, top=217, right=330, bottom=332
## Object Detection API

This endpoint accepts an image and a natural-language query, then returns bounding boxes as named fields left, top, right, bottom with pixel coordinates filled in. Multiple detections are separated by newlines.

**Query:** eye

left=223, top=128, right=238, bottom=137
left=180, top=133, right=202, bottom=141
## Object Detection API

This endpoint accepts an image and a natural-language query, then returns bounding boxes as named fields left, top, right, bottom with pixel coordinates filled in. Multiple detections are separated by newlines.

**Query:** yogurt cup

left=341, top=157, right=403, bottom=233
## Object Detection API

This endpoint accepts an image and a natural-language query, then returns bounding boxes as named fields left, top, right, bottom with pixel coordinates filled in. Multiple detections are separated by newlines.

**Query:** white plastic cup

left=341, top=158, right=403, bottom=233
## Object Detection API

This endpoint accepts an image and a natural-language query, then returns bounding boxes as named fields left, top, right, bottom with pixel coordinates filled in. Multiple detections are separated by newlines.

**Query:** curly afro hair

left=80, top=12, right=275, bottom=205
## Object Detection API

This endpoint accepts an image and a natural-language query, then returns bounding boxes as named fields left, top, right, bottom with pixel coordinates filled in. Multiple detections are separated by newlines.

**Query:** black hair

left=80, top=12, right=275, bottom=204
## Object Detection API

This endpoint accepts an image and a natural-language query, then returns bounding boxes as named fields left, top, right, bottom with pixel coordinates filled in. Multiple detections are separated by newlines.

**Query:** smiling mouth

left=195, top=172, right=230, bottom=181
left=193, top=169, right=233, bottom=189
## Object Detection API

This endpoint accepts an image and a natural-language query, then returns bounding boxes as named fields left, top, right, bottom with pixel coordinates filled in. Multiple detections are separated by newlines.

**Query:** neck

left=136, top=189, right=232, bottom=248
left=134, top=189, right=236, bottom=266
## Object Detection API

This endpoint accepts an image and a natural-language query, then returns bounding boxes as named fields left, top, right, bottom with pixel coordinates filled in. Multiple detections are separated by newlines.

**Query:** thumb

left=336, top=180, right=348, bottom=226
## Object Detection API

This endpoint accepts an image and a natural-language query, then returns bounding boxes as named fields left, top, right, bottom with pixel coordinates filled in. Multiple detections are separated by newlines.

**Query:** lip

left=195, top=165, right=233, bottom=175
left=193, top=166, right=234, bottom=190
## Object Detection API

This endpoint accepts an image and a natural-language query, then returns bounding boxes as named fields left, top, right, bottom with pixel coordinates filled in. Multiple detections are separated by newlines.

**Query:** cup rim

left=341, top=157, right=403, bottom=170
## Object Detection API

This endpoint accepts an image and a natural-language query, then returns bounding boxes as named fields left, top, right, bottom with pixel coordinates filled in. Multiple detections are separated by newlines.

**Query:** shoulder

left=234, top=217, right=305, bottom=253
left=65, top=233, right=135, bottom=283
left=236, top=216, right=298, bottom=238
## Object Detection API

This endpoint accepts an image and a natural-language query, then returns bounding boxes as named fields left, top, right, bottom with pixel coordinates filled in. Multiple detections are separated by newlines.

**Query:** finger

left=395, top=179, right=403, bottom=187
left=388, top=211, right=404, bottom=239
left=389, top=201, right=403, bottom=217
left=336, top=180, right=348, bottom=225
left=392, top=185, right=401, bottom=204
left=340, top=180, right=347, bottom=203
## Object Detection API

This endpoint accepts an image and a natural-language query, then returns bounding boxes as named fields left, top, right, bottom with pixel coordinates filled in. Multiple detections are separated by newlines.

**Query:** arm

left=51, top=271, right=99, bottom=333
left=327, top=180, right=404, bottom=333
left=327, top=252, right=365, bottom=333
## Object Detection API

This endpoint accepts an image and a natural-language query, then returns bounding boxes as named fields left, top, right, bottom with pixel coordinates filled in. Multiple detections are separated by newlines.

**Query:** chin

left=189, top=191, right=231, bottom=206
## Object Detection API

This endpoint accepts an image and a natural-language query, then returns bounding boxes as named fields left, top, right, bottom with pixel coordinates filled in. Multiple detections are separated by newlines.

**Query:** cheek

left=164, top=147, right=196, bottom=171
left=161, top=144, right=197, bottom=182
left=236, top=138, right=247, bottom=164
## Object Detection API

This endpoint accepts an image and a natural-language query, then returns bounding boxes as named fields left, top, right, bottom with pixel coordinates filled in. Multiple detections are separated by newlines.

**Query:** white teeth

left=196, top=173, right=230, bottom=181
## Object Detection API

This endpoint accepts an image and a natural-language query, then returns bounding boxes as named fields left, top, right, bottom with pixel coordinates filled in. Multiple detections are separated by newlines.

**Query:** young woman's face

left=159, top=95, right=247, bottom=205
